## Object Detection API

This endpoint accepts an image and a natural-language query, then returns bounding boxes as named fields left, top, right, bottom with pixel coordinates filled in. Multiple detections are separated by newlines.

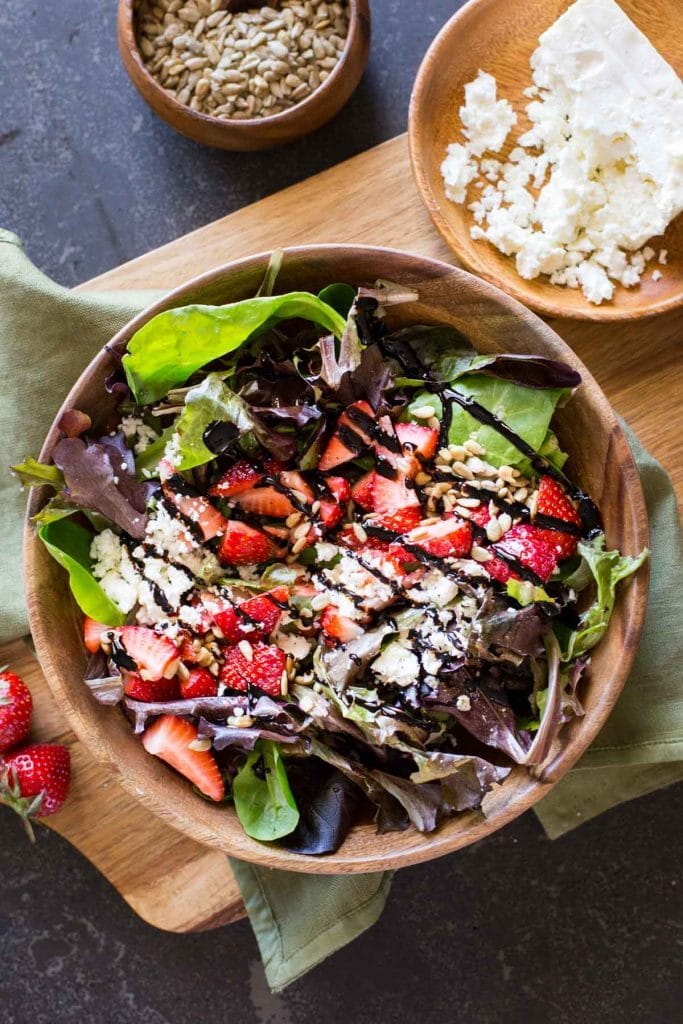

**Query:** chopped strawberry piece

left=180, top=668, right=218, bottom=699
left=142, top=715, right=225, bottom=802
left=83, top=617, right=111, bottom=653
left=537, top=476, right=582, bottom=525
left=218, top=643, right=286, bottom=698
left=215, top=587, right=289, bottom=643
left=235, top=485, right=297, bottom=518
left=376, top=415, right=420, bottom=480
left=218, top=520, right=281, bottom=565
left=263, top=525, right=290, bottom=540
left=177, top=632, right=199, bottom=663
left=119, top=627, right=180, bottom=681
left=162, top=481, right=227, bottom=541
left=371, top=472, right=420, bottom=512
left=318, top=400, right=375, bottom=471
left=209, top=460, right=263, bottom=498
left=279, top=469, right=315, bottom=503
left=325, top=476, right=351, bottom=503
left=395, top=421, right=439, bottom=460
left=365, top=508, right=422, bottom=535
left=320, top=605, right=364, bottom=644
left=123, top=671, right=180, bottom=702
left=317, top=475, right=351, bottom=530
left=407, top=517, right=473, bottom=558
left=494, top=523, right=557, bottom=583
left=535, top=476, right=582, bottom=560
left=351, top=470, right=377, bottom=510
left=468, top=502, right=492, bottom=528
left=483, top=556, right=519, bottom=584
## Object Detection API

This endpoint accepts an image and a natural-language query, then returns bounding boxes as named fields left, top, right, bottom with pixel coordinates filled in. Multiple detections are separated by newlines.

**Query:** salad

left=15, top=256, right=647, bottom=854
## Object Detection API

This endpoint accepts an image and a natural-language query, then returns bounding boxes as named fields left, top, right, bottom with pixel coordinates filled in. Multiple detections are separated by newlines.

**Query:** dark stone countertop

left=0, top=2, right=680, bottom=1021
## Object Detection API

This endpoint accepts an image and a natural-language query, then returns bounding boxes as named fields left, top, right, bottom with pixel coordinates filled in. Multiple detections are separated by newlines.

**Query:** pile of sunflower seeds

left=136, top=0, right=350, bottom=120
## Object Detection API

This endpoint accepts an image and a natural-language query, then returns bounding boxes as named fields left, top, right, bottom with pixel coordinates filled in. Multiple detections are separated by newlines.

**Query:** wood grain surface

left=408, top=0, right=683, bottom=321
left=8, top=131, right=681, bottom=928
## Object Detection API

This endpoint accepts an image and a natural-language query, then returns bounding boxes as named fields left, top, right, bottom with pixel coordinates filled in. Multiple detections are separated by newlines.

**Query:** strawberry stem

left=0, top=765, right=43, bottom=844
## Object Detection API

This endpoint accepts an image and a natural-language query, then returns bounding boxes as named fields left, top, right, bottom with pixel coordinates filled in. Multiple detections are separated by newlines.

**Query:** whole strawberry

left=0, top=670, right=33, bottom=753
left=0, top=744, right=71, bottom=841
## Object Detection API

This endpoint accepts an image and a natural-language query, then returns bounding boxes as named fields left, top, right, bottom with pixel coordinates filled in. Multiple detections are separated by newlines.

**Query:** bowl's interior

left=409, top=0, right=683, bottom=321
left=26, top=246, right=648, bottom=872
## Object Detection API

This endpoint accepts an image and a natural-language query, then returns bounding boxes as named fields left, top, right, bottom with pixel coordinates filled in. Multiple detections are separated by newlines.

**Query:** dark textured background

left=1, top=2, right=681, bottom=1021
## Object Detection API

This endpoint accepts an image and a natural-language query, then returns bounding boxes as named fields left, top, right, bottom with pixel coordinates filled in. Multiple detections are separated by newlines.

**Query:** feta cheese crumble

left=440, top=0, right=683, bottom=304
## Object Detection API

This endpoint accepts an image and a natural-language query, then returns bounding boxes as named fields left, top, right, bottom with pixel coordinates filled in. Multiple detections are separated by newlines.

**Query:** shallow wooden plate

left=408, top=0, right=683, bottom=321
left=25, top=245, right=649, bottom=873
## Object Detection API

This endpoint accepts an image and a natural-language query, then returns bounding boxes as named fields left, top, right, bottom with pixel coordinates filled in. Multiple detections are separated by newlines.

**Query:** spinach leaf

left=447, top=374, right=567, bottom=470
left=557, top=535, right=648, bottom=660
left=11, top=458, right=64, bottom=490
left=232, top=739, right=299, bottom=841
left=38, top=519, right=126, bottom=626
left=281, top=762, right=362, bottom=855
left=173, top=372, right=294, bottom=469
left=317, top=283, right=356, bottom=318
left=32, top=497, right=80, bottom=528
left=123, top=293, right=346, bottom=404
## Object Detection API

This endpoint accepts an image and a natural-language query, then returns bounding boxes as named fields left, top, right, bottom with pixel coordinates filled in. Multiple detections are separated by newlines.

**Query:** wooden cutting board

left=7, top=133, right=681, bottom=933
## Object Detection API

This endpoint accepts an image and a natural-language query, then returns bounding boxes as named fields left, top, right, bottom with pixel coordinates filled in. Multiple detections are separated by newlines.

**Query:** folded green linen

left=2, top=230, right=680, bottom=991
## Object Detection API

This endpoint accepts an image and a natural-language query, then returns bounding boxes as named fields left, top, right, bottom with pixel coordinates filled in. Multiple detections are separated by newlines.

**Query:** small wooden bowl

left=117, top=0, right=370, bottom=151
left=25, top=246, right=649, bottom=873
left=409, top=0, right=683, bottom=321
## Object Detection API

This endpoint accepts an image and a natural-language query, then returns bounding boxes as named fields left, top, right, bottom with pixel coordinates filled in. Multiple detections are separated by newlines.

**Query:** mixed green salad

left=15, top=255, right=647, bottom=854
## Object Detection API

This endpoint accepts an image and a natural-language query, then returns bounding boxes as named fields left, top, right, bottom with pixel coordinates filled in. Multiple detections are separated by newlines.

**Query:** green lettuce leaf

left=506, top=578, right=552, bottom=606
left=12, top=458, right=64, bottom=490
left=38, top=519, right=126, bottom=626
left=32, top=497, right=80, bottom=528
left=170, top=373, right=265, bottom=471
left=447, top=374, right=568, bottom=470
left=558, top=535, right=649, bottom=660
left=318, top=282, right=356, bottom=317
left=232, top=739, right=299, bottom=841
left=123, top=294, right=346, bottom=404
left=538, top=429, right=569, bottom=470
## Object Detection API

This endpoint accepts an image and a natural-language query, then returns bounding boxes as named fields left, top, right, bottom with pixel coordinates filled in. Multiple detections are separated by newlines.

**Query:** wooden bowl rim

left=118, top=0, right=369, bottom=133
left=25, top=243, right=650, bottom=872
left=407, top=0, right=683, bottom=323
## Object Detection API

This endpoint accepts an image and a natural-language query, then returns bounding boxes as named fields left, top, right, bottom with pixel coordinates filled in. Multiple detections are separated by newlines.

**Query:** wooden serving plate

left=409, top=0, right=683, bottom=321
left=8, top=134, right=680, bottom=927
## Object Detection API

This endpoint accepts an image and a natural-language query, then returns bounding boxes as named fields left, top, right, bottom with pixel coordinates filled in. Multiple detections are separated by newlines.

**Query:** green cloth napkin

left=2, top=230, right=681, bottom=991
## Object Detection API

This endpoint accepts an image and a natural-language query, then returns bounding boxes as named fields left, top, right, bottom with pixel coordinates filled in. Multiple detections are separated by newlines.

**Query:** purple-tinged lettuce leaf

left=84, top=651, right=123, bottom=706
left=53, top=436, right=153, bottom=539
left=428, top=675, right=531, bottom=764
left=124, top=695, right=251, bottom=734
left=477, top=603, right=551, bottom=657
left=525, top=633, right=563, bottom=768
left=198, top=718, right=300, bottom=751
left=280, top=762, right=363, bottom=855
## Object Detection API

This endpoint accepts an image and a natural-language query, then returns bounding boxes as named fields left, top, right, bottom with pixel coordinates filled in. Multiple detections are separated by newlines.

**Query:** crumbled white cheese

left=120, top=415, right=159, bottom=455
left=441, top=143, right=478, bottom=204
left=652, top=269, right=663, bottom=282
left=459, top=70, right=517, bottom=157
left=441, top=0, right=683, bottom=304
left=275, top=631, right=313, bottom=660
left=456, top=695, right=472, bottom=712
left=371, top=642, right=421, bottom=688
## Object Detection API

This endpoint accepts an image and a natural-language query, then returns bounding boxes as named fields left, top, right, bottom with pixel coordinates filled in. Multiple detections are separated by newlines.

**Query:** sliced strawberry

left=218, top=642, right=286, bottom=698
left=218, top=520, right=281, bottom=566
left=318, top=400, right=375, bottom=471
left=163, top=483, right=227, bottom=541
left=318, top=499, right=344, bottom=529
left=536, top=476, right=582, bottom=525
left=279, top=469, right=315, bottom=503
left=235, top=486, right=297, bottom=518
left=123, top=671, right=180, bottom=702
left=494, top=524, right=557, bottom=583
left=180, top=667, right=218, bottom=699
left=484, top=555, right=519, bottom=584
left=367, top=540, right=422, bottom=579
left=142, top=715, right=224, bottom=802
left=365, top=508, right=422, bottom=536
left=83, top=617, right=111, bottom=654
left=325, top=476, right=351, bottom=503
left=263, top=524, right=290, bottom=541
left=215, top=587, right=289, bottom=642
left=119, top=627, right=180, bottom=681
left=351, top=470, right=377, bottom=510
left=535, top=476, right=582, bottom=560
left=320, top=605, right=364, bottom=645
left=469, top=502, right=492, bottom=528
left=407, top=517, right=473, bottom=558
left=209, top=460, right=263, bottom=498
left=371, top=472, right=420, bottom=512
left=395, top=421, right=439, bottom=460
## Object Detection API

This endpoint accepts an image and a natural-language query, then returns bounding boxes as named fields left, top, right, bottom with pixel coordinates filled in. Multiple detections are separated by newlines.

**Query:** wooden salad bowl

left=25, top=246, right=649, bottom=873
left=117, top=0, right=371, bottom=151
left=408, top=0, right=683, bottom=321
